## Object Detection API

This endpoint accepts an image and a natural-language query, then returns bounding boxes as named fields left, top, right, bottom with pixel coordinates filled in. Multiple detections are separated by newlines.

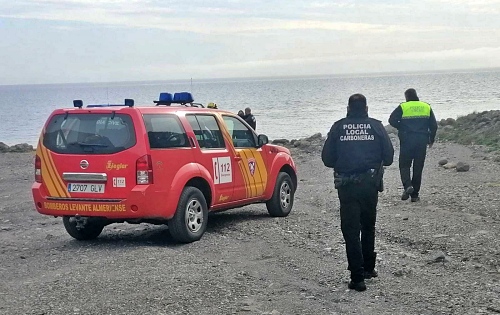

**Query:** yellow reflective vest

left=400, top=101, right=431, bottom=119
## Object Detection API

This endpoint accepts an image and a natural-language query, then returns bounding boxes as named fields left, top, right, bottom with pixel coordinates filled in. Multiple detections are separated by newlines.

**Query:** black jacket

left=389, top=103, right=438, bottom=144
left=322, top=112, right=394, bottom=174
left=243, top=114, right=256, bottom=130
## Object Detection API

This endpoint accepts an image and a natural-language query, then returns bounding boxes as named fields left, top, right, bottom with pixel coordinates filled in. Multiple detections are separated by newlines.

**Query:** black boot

left=348, top=280, right=367, bottom=291
left=364, top=269, right=378, bottom=279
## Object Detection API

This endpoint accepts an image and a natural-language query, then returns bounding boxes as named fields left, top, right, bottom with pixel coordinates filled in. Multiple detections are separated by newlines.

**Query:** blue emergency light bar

left=153, top=92, right=204, bottom=107
left=153, top=93, right=173, bottom=105
left=173, top=92, right=194, bottom=104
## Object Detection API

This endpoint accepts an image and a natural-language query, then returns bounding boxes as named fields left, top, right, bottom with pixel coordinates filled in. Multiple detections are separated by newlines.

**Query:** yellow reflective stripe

left=236, top=155, right=251, bottom=198
left=45, top=148, right=70, bottom=197
left=401, top=101, right=431, bottom=118
left=248, top=149, right=267, bottom=196
left=39, top=146, right=61, bottom=197
left=240, top=150, right=257, bottom=197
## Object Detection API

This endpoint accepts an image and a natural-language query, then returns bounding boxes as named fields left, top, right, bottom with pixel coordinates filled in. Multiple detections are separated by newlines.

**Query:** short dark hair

left=348, top=94, right=367, bottom=112
left=405, top=88, right=419, bottom=101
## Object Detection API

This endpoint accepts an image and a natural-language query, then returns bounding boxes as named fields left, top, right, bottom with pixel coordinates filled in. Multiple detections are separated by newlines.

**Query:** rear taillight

left=35, top=155, right=42, bottom=183
left=136, top=155, right=153, bottom=185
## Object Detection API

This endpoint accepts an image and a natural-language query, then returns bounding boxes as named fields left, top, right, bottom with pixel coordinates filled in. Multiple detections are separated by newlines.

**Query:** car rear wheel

left=62, top=216, right=105, bottom=240
left=168, top=186, right=208, bottom=243
left=266, top=172, right=294, bottom=217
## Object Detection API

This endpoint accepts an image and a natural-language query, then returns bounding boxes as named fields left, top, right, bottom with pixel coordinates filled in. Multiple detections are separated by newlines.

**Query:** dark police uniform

left=322, top=111, right=394, bottom=285
left=389, top=100, right=438, bottom=200
left=244, top=114, right=256, bottom=130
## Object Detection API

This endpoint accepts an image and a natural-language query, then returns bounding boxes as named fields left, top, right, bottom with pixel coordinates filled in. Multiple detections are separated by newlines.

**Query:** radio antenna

left=190, top=77, right=193, bottom=92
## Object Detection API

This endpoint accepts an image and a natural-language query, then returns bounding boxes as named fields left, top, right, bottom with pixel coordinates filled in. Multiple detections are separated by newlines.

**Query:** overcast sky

left=1, top=0, right=499, bottom=85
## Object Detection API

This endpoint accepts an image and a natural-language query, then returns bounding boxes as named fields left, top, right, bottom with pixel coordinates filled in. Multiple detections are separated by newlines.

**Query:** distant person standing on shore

left=322, top=94, right=394, bottom=291
left=389, top=88, right=438, bottom=202
left=243, top=107, right=256, bottom=130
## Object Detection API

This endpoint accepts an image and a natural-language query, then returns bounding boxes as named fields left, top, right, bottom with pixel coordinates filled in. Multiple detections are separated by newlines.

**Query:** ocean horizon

left=1, top=68, right=499, bottom=146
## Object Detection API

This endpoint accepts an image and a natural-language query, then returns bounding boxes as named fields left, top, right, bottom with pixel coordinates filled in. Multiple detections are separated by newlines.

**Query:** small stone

left=393, top=270, right=405, bottom=277
left=428, top=250, right=450, bottom=263
left=456, top=162, right=470, bottom=172
left=438, top=159, right=448, bottom=166
left=271, top=139, right=289, bottom=145
left=433, top=234, right=449, bottom=238
left=443, top=162, right=457, bottom=169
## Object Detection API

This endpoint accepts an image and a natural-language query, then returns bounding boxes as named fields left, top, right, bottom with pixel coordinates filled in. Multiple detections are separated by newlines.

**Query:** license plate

left=67, top=183, right=105, bottom=194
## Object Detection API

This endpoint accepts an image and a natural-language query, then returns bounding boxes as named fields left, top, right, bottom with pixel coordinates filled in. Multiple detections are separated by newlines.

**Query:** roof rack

left=73, top=99, right=134, bottom=108
left=153, top=92, right=204, bottom=108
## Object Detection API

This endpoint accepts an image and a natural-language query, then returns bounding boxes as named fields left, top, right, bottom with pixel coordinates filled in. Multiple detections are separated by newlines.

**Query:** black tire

left=62, top=216, right=105, bottom=240
left=266, top=172, right=294, bottom=217
left=168, top=186, right=208, bottom=243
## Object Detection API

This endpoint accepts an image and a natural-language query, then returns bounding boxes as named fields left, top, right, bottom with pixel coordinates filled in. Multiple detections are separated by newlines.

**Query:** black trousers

left=337, top=176, right=378, bottom=283
left=399, top=133, right=428, bottom=197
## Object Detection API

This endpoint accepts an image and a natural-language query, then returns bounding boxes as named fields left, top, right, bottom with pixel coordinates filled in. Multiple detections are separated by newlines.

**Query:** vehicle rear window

left=143, top=114, right=190, bottom=149
left=43, top=114, right=136, bottom=154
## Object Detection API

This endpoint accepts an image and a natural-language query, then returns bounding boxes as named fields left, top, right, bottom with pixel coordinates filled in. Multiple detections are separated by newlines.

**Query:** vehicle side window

left=222, top=115, right=256, bottom=148
left=143, top=114, right=189, bottom=149
left=186, top=114, right=225, bottom=149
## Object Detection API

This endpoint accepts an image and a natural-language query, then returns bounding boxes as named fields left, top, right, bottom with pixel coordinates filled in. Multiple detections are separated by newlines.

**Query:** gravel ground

left=1, top=140, right=500, bottom=315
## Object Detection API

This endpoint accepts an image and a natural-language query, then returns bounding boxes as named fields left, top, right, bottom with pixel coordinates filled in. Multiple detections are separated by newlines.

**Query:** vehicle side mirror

left=257, top=134, right=269, bottom=147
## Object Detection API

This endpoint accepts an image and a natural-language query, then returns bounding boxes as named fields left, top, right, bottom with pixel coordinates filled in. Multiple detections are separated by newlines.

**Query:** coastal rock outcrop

left=0, top=142, right=35, bottom=153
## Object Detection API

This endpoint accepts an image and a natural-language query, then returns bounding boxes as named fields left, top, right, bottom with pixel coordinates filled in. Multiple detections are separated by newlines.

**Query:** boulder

left=456, top=162, right=470, bottom=172
left=0, top=142, right=9, bottom=153
left=304, top=133, right=322, bottom=142
left=271, top=139, right=289, bottom=145
left=293, top=140, right=312, bottom=148
left=438, top=159, right=448, bottom=166
left=445, top=118, right=456, bottom=125
left=442, top=125, right=454, bottom=131
left=8, top=143, right=34, bottom=153
left=439, top=119, right=447, bottom=126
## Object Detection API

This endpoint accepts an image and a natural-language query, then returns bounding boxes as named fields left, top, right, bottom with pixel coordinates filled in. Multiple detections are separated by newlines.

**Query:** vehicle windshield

left=43, top=113, right=136, bottom=154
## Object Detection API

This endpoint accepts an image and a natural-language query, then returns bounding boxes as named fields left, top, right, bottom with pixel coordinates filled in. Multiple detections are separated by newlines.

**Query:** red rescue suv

left=32, top=93, right=297, bottom=243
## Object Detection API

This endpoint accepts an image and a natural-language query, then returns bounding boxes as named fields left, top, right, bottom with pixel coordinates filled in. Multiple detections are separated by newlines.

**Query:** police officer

left=322, top=94, right=394, bottom=291
left=389, top=88, right=438, bottom=202
left=243, top=107, right=256, bottom=130
left=207, top=102, right=218, bottom=109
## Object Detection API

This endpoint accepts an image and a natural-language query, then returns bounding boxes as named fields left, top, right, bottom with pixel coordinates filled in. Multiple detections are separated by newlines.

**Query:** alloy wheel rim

left=279, top=181, right=291, bottom=209
left=185, top=199, right=203, bottom=233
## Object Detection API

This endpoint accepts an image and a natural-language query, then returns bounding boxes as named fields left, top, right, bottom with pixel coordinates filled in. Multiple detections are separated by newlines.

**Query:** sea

left=1, top=69, right=499, bottom=146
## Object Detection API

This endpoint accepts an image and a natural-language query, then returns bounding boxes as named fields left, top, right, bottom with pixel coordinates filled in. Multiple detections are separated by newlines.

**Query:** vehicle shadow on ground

left=61, top=206, right=273, bottom=249
left=206, top=207, right=271, bottom=233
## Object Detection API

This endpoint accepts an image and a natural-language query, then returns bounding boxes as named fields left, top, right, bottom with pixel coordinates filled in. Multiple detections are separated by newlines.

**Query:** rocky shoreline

left=0, top=142, right=34, bottom=153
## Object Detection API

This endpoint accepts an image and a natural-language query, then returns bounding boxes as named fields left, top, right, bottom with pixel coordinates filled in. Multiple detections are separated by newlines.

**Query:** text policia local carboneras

left=340, top=123, right=375, bottom=142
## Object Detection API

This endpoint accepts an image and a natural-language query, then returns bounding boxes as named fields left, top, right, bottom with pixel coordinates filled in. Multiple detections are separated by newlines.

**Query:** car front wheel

left=168, top=186, right=208, bottom=243
left=266, top=172, right=294, bottom=217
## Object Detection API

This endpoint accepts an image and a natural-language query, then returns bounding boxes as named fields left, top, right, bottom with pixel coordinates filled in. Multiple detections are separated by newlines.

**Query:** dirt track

left=1, top=141, right=500, bottom=315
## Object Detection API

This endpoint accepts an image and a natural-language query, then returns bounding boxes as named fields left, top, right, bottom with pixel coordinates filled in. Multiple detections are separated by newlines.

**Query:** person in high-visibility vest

left=389, top=88, right=438, bottom=202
